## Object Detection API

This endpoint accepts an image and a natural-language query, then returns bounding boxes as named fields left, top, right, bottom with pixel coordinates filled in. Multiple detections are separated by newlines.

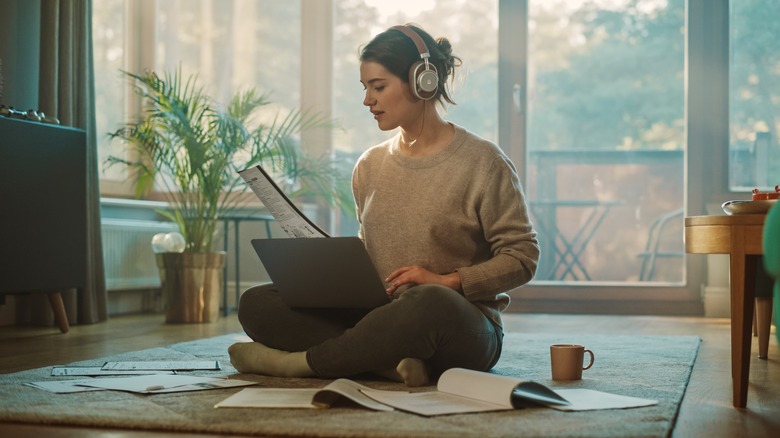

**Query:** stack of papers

left=27, top=374, right=255, bottom=394
left=26, top=361, right=255, bottom=394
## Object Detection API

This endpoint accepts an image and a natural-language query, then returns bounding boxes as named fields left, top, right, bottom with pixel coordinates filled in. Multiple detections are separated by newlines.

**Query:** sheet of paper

left=215, top=379, right=394, bottom=411
left=363, top=367, right=567, bottom=416
left=52, top=366, right=175, bottom=376
left=239, top=165, right=328, bottom=238
left=436, top=368, right=519, bottom=408
left=101, top=360, right=220, bottom=371
left=25, top=379, right=106, bottom=393
left=550, top=389, right=657, bottom=411
left=361, top=388, right=507, bottom=416
left=146, top=377, right=257, bottom=394
left=215, top=388, right=322, bottom=409
left=311, top=379, right=394, bottom=411
left=74, top=374, right=252, bottom=394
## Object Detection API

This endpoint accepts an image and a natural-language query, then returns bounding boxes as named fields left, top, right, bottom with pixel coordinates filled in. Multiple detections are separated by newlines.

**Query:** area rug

left=0, top=332, right=699, bottom=437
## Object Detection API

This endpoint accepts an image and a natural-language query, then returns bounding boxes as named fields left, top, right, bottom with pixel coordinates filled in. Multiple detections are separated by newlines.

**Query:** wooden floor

left=1, top=313, right=779, bottom=438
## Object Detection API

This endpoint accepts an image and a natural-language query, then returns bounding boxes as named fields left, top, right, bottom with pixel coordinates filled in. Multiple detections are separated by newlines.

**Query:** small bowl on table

left=721, top=187, right=779, bottom=215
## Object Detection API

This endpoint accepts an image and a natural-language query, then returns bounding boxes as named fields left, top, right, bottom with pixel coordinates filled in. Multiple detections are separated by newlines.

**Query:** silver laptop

left=251, top=237, right=392, bottom=308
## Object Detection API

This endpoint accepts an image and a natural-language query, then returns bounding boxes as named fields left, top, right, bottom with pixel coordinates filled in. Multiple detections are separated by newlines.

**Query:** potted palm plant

left=108, top=68, right=351, bottom=323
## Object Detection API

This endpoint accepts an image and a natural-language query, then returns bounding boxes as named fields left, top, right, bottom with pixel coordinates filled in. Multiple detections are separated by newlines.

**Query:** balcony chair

left=638, top=208, right=684, bottom=281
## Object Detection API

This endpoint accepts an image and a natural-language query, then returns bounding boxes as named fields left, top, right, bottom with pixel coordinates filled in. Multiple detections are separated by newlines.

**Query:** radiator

left=101, top=219, right=179, bottom=290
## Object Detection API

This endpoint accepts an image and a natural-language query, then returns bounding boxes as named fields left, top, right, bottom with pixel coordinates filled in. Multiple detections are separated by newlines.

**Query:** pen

left=145, top=385, right=165, bottom=391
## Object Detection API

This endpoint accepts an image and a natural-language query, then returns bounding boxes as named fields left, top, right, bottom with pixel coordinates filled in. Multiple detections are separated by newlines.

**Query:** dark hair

left=359, top=23, right=461, bottom=106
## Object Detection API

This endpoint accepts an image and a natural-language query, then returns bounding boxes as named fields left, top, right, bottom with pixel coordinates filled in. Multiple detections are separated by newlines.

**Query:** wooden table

left=684, top=214, right=766, bottom=408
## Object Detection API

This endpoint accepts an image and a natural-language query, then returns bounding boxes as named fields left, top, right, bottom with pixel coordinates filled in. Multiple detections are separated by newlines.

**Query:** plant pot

left=155, top=252, right=226, bottom=323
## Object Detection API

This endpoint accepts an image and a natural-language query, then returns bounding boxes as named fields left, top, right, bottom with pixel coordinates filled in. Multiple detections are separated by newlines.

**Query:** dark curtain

left=16, top=0, right=107, bottom=325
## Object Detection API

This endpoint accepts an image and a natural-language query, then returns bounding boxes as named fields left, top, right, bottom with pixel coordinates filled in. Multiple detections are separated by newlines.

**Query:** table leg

left=234, top=220, right=241, bottom=313
left=556, top=233, right=591, bottom=280
left=752, top=304, right=758, bottom=336
left=558, top=206, right=612, bottom=281
left=756, top=296, right=773, bottom=359
left=730, top=250, right=758, bottom=408
left=530, top=207, right=591, bottom=281
left=223, top=220, right=230, bottom=317
left=527, top=207, right=561, bottom=280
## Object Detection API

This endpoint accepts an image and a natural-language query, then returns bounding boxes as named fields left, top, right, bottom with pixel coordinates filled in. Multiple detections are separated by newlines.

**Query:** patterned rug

left=0, top=332, right=699, bottom=437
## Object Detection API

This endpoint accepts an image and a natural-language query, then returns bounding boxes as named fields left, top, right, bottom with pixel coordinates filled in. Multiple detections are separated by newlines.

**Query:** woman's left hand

left=384, top=265, right=462, bottom=296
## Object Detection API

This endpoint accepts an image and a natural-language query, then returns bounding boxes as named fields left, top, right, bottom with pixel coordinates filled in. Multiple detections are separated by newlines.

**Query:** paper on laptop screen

left=239, top=165, right=329, bottom=238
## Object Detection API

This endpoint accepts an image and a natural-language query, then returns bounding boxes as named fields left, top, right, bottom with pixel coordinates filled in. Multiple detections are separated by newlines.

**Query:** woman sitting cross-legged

left=229, top=23, right=539, bottom=386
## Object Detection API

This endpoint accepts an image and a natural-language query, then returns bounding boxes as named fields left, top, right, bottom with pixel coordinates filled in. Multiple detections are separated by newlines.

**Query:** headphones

left=391, top=25, right=439, bottom=101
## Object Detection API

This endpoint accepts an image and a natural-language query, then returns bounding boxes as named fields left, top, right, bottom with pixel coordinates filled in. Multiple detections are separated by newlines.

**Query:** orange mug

left=550, top=344, right=595, bottom=381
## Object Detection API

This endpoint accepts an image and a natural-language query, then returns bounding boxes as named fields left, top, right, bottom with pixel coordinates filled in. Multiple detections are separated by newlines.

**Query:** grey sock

left=228, top=342, right=313, bottom=377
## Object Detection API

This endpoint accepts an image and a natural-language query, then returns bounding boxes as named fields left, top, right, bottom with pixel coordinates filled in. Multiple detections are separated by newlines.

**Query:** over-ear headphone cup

left=409, top=61, right=439, bottom=100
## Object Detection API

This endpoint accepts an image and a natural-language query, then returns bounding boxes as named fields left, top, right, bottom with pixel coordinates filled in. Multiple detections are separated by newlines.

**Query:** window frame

left=501, top=0, right=729, bottom=315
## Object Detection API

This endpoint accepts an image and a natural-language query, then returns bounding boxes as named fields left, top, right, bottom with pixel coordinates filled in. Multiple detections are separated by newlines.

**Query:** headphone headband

left=391, top=25, right=431, bottom=60
left=390, top=25, right=439, bottom=100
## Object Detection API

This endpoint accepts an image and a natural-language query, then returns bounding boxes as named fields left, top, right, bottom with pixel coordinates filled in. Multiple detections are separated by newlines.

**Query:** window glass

left=729, top=0, right=780, bottom=192
left=526, top=0, right=685, bottom=283
left=93, top=0, right=301, bottom=189
left=155, top=0, right=300, bottom=112
left=333, top=0, right=499, bottom=235
left=93, top=0, right=127, bottom=181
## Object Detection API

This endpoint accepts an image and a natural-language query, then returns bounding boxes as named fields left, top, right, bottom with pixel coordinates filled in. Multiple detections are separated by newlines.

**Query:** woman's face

left=360, top=61, right=418, bottom=131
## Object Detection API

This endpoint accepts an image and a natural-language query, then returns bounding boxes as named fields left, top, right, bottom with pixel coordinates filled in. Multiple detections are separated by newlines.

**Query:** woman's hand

left=384, top=265, right=462, bottom=296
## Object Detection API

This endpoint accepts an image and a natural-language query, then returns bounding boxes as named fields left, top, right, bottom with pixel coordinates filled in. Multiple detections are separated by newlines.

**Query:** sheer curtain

left=17, top=0, right=107, bottom=325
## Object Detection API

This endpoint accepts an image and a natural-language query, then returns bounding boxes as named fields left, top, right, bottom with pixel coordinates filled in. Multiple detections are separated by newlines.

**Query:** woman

left=229, top=24, right=539, bottom=386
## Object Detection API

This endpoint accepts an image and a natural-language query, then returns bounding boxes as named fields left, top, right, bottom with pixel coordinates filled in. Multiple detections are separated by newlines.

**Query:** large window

left=525, top=0, right=685, bottom=284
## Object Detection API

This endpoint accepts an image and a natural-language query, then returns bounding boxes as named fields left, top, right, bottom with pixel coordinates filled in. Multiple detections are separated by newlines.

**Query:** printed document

left=101, top=360, right=221, bottom=371
left=239, top=165, right=328, bottom=238
left=215, top=378, right=393, bottom=411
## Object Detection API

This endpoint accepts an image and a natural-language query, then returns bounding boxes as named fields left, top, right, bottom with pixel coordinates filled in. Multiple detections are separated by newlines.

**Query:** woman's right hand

left=385, top=265, right=462, bottom=296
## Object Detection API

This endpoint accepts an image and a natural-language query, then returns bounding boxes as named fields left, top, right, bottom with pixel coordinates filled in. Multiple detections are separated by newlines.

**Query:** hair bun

left=435, top=37, right=460, bottom=75
left=436, top=37, right=453, bottom=57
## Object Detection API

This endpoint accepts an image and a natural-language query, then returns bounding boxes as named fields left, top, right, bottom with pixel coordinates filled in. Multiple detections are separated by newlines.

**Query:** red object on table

left=751, top=185, right=780, bottom=201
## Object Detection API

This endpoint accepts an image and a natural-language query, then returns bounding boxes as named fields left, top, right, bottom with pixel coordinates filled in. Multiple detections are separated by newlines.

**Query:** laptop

left=251, top=237, right=392, bottom=309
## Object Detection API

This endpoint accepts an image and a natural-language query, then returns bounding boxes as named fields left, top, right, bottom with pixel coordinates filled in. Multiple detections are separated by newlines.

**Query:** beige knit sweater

left=352, top=124, right=539, bottom=328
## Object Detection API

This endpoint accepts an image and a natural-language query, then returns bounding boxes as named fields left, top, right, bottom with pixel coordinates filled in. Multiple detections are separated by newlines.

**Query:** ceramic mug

left=550, top=344, right=595, bottom=380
